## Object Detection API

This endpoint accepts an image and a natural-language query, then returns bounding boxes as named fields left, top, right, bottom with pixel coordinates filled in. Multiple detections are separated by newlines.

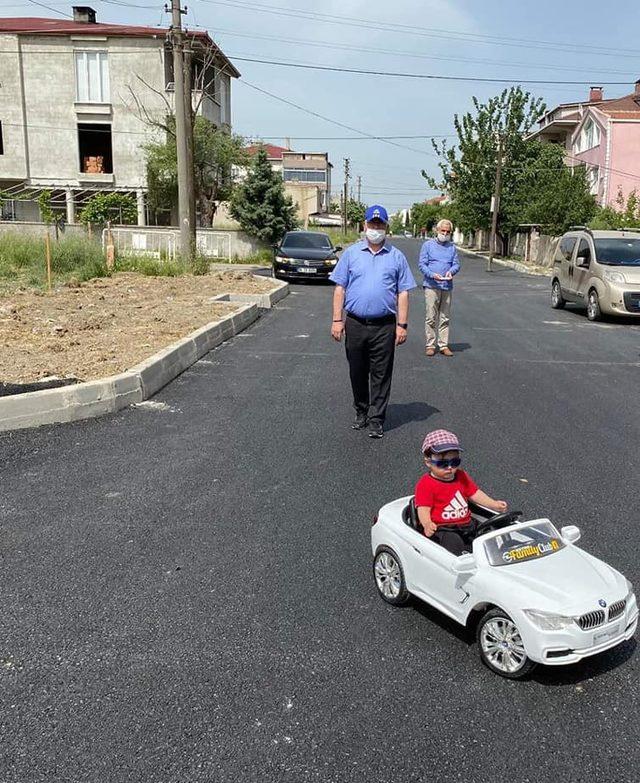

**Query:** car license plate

left=594, top=623, right=620, bottom=645
left=297, top=267, right=316, bottom=274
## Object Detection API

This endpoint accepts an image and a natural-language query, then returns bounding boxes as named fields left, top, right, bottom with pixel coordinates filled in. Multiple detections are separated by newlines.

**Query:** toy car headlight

left=625, top=579, right=635, bottom=604
left=604, top=270, right=626, bottom=284
left=523, top=609, right=574, bottom=631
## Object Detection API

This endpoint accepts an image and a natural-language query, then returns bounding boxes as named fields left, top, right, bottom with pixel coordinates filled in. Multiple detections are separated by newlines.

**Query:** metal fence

left=102, top=227, right=233, bottom=260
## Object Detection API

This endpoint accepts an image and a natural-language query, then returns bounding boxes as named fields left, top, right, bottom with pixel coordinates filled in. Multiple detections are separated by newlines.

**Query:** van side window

left=557, top=237, right=577, bottom=262
left=576, top=238, right=591, bottom=267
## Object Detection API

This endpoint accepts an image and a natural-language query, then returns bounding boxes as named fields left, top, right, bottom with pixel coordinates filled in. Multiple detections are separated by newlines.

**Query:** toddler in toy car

left=415, top=429, right=508, bottom=556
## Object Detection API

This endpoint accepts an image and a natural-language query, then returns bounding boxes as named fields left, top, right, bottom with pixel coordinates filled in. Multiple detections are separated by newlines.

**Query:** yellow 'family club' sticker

left=502, top=539, right=561, bottom=563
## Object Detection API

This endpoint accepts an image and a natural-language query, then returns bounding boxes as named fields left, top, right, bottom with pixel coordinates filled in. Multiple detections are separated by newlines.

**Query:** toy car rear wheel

left=551, top=279, right=566, bottom=309
left=477, top=608, right=536, bottom=679
left=373, top=547, right=409, bottom=606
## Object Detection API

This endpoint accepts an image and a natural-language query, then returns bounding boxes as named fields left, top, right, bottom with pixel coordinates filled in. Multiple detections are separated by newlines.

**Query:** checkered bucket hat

left=421, top=429, right=463, bottom=455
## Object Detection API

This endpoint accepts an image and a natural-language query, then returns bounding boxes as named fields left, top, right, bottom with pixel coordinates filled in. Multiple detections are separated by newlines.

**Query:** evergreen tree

left=230, top=149, right=298, bottom=244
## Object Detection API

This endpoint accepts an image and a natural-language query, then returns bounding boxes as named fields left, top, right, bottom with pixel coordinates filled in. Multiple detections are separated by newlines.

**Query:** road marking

left=513, top=359, right=640, bottom=367
left=473, top=327, right=573, bottom=332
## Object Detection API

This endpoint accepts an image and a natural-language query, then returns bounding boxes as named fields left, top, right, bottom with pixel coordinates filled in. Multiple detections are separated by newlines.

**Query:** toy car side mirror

left=451, top=553, right=477, bottom=574
left=561, top=525, right=581, bottom=544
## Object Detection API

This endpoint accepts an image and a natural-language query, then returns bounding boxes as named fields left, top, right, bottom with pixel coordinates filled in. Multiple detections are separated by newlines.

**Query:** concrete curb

left=209, top=276, right=289, bottom=309
left=461, top=247, right=552, bottom=277
left=0, top=302, right=259, bottom=433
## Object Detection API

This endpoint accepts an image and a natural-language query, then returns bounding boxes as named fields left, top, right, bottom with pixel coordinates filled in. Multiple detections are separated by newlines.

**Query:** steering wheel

left=475, top=510, right=523, bottom=536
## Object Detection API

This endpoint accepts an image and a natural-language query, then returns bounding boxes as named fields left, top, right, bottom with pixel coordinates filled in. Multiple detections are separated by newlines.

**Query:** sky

left=3, top=0, right=640, bottom=211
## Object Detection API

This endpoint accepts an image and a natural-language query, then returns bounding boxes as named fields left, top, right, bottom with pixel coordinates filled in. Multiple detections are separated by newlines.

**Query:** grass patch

left=313, top=227, right=361, bottom=247
left=0, top=233, right=108, bottom=290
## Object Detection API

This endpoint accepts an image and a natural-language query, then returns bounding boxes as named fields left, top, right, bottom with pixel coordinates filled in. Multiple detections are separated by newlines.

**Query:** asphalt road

left=2, top=241, right=640, bottom=782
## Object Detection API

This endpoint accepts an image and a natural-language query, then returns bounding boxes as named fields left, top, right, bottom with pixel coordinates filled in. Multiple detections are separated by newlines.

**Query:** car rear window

left=594, top=238, right=640, bottom=266
left=484, top=522, right=565, bottom=567
left=281, top=233, right=332, bottom=249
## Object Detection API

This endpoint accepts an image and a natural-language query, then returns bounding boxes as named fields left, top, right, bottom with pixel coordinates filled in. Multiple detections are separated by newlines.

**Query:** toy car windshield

left=484, top=522, right=565, bottom=567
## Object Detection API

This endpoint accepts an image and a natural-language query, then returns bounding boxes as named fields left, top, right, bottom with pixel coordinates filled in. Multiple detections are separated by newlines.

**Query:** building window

left=0, top=121, right=4, bottom=155
left=576, top=119, right=600, bottom=153
left=78, top=123, right=113, bottom=174
left=587, top=165, right=599, bottom=196
left=75, top=51, right=110, bottom=103
left=283, top=169, right=326, bottom=183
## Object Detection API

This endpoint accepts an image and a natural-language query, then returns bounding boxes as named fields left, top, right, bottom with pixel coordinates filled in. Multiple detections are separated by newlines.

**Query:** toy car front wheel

left=477, top=608, right=536, bottom=679
left=373, top=547, right=409, bottom=606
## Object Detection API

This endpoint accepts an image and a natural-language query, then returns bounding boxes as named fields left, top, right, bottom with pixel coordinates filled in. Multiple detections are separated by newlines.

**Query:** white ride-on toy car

left=372, top=496, right=637, bottom=679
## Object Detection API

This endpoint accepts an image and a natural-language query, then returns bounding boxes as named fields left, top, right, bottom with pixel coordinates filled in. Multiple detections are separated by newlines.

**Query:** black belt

left=346, top=312, right=396, bottom=326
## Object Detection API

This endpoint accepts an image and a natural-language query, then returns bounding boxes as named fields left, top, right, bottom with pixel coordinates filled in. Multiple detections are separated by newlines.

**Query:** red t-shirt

left=414, top=469, right=479, bottom=527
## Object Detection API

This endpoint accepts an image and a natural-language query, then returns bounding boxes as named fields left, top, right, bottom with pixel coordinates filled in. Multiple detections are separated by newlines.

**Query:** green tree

left=426, top=87, right=546, bottom=246
left=590, top=188, right=640, bottom=229
left=229, top=149, right=298, bottom=244
left=78, top=193, right=138, bottom=226
left=37, top=190, right=56, bottom=225
left=410, top=202, right=449, bottom=234
left=389, top=212, right=405, bottom=234
left=146, top=117, right=247, bottom=226
left=514, top=143, right=596, bottom=234
left=346, top=199, right=366, bottom=227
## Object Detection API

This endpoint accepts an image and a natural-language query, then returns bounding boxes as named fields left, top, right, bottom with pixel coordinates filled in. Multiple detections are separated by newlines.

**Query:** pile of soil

left=0, top=271, right=276, bottom=384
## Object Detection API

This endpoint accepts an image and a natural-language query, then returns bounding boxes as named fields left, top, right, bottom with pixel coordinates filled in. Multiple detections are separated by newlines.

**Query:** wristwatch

left=397, top=322, right=408, bottom=329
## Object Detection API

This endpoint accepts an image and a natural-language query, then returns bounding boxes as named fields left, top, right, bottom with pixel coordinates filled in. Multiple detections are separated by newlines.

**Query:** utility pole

left=169, top=0, right=192, bottom=261
left=356, top=175, right=362, bottom=203
left=342, top=157, right=350, bottom=234
left=487, top=134, right=503, bottom=273
left=183, top=39, right=196, bottom=253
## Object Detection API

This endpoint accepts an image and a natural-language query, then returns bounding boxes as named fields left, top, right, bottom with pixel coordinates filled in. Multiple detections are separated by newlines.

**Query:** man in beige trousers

left=418, top=219, right=460, bottom=357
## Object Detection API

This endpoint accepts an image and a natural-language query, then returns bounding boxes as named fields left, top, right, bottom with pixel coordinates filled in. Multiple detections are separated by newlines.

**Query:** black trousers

left=344, top=314, right=396, bottom=424
left=432, top=524, right=475, bottom=556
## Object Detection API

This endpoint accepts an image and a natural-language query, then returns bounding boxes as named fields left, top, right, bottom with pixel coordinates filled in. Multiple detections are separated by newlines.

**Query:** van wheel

left=551, top=279, right=566, bottom=309
left=586, top=289, right=601, bottom=321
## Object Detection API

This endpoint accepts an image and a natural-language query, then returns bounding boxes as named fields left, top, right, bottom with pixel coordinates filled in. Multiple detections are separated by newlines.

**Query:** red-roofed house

left=242, top=143, right=333, bottom=226
left=0, top=7, right=239, bottom=224
left=529, top=81, right=640, bottom=207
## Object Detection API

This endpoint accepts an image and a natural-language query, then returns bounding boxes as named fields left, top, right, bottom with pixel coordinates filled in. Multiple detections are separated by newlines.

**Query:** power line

left=199, top=0, right=640, bottom=60
left=25, top=0, right=72, bottom=17
left=231, top=56, right=634, bottom=86
left=209, top=26, right=639, bottom=78
left=239, top=79, right=440, bottom=159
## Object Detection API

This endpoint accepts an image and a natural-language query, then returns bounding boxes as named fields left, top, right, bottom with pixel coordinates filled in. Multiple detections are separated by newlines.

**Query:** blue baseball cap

left=364, top=204, right=389, bottom=223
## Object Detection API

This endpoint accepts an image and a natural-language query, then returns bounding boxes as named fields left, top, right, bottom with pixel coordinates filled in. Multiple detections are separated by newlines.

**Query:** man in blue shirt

left=329, top=205, right=416, bottom=439
left=418, top=218, right=460, bottom=357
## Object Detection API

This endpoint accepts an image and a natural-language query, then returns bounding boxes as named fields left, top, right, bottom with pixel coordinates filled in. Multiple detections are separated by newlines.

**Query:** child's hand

left=424, top=520, right=438, bottom=537
left=494, top=500, right=508, bottom=513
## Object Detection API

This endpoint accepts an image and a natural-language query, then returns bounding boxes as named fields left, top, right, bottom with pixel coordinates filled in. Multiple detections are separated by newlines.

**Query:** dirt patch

left=0, top=271, right=278, bottom=384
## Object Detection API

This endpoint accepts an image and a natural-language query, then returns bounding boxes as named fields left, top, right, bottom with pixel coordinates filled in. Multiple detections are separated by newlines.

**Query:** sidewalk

left=461, top=247, right=551, bottom=277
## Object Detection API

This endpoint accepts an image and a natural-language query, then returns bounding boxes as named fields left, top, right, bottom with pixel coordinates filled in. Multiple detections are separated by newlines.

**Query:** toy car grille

left=577, top=609, right=605, bottom=630
left=608, top=599, right=626, bottom=621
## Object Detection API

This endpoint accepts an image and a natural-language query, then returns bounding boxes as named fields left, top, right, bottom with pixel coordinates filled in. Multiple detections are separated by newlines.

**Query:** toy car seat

left=402, top=497, right=423, bottom=533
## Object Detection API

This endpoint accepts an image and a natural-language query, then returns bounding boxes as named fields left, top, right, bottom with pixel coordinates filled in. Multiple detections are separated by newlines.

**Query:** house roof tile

left=246, top=143, right=291, bottom=159
left=0, top=16, right=240, bottom=76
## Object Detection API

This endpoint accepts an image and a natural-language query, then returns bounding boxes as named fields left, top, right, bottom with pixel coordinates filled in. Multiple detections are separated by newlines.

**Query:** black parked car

left=273, top=231, right=342, bottom=280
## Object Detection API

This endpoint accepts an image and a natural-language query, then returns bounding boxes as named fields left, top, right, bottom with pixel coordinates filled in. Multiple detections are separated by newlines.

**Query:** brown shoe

left=440, top=347, right=453, bottom=357
left=425, top=347, right=436, bottom=357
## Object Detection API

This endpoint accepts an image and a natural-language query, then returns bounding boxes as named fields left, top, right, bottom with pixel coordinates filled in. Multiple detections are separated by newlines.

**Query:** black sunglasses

left=429, top=456, right=461, bottom=469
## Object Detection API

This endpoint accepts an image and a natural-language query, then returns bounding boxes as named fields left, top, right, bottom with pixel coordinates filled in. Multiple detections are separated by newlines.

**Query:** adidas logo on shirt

left=441, top=490, right=469, bottom=521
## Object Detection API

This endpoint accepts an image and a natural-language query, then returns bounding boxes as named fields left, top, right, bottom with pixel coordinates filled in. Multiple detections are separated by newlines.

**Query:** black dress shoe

left=351, top=414, right=368, bottom=430
left=368, top=422, right=384, bottom=439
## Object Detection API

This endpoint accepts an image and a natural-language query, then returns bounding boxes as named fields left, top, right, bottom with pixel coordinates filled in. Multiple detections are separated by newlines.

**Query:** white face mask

left=437, top=232, right=450, bottom=243
left=365, top=228, right=386, bottom=245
